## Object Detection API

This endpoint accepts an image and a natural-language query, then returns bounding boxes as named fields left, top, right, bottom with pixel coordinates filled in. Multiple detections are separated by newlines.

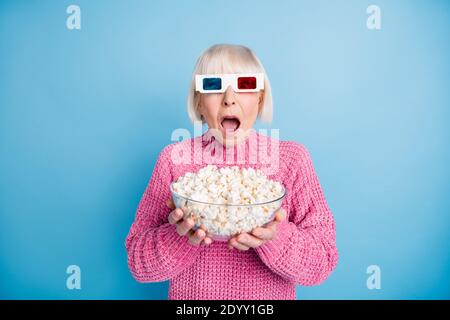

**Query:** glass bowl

left=169, top=182, right=286, bottom=241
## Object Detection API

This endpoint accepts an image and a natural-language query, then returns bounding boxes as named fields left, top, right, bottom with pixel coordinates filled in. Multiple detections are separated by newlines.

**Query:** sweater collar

left=198, top=128, right=262, bottom=164
left=201, top=127, right=257, bottom=149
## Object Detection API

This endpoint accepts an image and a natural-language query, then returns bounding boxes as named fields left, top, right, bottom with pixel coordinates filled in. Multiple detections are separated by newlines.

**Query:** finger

left=229, top=237, right=250, bottom=251
left=261, top=218, right=279, bottom=233
left=188, top=228, right=206, bottom=246
left=236, top=233, right=264, bottom=248
left=168, top=208, right=183, bottom=225
left=259, top=209, right=285, bottom=229
left=199, top=224, right=213, bottom=246
left=257, top=214, right=283, bottom=239
left=274, top=208, right=286, bottom=222
left=265, top=219, right=280, bottom=230
left=176, top=217, right=195, bottom=236
left=166, top=198, right=175, bottom=209
left=203, top=236, right=213, bottom=245
left=251, top=226, right=276, bottom=241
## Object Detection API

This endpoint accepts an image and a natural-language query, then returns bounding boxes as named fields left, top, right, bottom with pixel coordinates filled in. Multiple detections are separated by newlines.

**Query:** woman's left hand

left=228, top=208, right=286, bottom=251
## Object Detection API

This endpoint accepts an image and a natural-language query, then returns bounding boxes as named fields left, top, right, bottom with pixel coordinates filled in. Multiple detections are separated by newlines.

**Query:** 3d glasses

left=195, top=73, right=264, bottom=93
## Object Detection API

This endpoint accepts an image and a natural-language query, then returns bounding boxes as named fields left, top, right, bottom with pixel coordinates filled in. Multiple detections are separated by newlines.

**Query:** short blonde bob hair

left=187, top=44, right=273, bottom=124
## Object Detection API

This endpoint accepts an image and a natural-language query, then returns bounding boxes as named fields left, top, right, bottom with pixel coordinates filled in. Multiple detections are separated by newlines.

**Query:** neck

left=203, top=127, right=257, bottom=148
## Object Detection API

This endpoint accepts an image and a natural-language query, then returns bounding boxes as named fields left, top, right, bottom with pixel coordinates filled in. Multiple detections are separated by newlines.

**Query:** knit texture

left=125, top=129, right=338, bottom=300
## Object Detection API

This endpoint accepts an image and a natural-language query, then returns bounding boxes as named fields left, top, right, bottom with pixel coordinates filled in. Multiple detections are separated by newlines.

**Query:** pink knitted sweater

left=125, top=129, right=338, bottom=300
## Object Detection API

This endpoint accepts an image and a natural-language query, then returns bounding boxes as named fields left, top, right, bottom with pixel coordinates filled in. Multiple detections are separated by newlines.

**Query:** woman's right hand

left=166, top=198, right=213, bottom=246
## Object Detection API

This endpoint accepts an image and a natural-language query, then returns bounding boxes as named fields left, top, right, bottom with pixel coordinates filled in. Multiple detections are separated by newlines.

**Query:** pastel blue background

left=1, top=0, right=449, bottom=299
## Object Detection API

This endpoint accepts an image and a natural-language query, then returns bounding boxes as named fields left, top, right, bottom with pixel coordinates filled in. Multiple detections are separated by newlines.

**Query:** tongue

left=222, top=119, right=240, bottom=131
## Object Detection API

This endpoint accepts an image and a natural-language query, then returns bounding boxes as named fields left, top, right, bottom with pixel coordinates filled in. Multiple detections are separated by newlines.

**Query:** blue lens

left=203, top=78, right=222, bottom=91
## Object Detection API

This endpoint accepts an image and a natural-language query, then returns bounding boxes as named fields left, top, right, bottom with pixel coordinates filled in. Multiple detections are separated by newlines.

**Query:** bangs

left=196, top=45, right=263, bottom=75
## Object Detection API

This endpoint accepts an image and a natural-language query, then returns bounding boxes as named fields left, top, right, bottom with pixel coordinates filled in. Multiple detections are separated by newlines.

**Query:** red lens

left=237, top=77, right=257, bottom=90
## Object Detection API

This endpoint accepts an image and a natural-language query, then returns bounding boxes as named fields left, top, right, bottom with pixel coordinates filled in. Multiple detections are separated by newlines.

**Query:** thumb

left=275, top=208, right=286, bottom=222
left=166, top=198, right=175, bottom=209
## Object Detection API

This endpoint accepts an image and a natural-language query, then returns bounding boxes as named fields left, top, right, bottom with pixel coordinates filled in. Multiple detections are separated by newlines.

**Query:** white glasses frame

left=195, top=73, right=265, bottom=93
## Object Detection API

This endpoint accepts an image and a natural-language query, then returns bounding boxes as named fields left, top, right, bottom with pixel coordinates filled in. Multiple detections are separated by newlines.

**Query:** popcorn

left=171, top=165, right=285, bottom=239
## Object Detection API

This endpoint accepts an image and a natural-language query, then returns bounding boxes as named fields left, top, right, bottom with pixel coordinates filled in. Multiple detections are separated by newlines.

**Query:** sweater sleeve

left=254, top=143, right=338, bottom=286
left=125, top=145, right=204, bottom=283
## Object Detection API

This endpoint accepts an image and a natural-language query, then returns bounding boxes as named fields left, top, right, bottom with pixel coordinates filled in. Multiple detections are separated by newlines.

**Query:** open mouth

left=220, top=115, right=241, bottom=133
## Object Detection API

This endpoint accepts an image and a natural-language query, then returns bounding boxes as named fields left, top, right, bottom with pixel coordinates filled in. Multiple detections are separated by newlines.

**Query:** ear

left=197, top=104, right=205, bottom=122
left=196, top=98, right=202, bottom=115
left=258, top=92, right=264, bottom=112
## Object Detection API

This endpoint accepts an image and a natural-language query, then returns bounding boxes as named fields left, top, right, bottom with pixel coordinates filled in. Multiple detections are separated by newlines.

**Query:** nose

left=222, top=86, right=236, bottom=107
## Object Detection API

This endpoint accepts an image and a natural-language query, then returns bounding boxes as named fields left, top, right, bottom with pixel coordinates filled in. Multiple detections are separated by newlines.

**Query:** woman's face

left=198, top=86, right=262, bottom=147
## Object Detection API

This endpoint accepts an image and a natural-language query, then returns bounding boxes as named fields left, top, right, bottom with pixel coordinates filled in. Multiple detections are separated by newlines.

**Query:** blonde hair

left=187, top=44, right=273, bottom=124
